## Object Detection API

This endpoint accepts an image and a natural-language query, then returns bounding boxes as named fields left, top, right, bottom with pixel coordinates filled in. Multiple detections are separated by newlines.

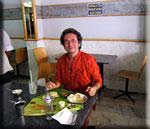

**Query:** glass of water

left=29, top=81, right=37, bottom=94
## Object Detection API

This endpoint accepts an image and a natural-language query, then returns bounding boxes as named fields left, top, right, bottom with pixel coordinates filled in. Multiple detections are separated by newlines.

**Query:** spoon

left=9, top=100, right=26, bottom=105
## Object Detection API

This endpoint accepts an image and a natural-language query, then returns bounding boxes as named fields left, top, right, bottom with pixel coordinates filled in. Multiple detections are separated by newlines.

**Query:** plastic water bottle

left=45, top=92, right=53, bottom=120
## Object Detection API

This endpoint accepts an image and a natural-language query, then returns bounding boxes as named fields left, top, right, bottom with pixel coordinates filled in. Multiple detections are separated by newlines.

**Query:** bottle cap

left=45, top=95, right=51, bottom=103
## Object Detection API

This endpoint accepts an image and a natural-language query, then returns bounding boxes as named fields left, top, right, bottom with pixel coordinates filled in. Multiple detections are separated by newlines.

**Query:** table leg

left=97, top=62, right=108, bottom=100
left=98, top=63, right=104, bottom=81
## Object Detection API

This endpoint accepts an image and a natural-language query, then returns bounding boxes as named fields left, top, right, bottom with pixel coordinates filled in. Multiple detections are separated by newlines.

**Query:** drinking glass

left=29, top=81, right=37, bottom=94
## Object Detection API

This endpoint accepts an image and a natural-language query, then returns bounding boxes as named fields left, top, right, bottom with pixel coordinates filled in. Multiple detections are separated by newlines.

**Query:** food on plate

left=67, top=94, right=77, bottom=103
left=42, top=91, right=59, bottom=100
left=31, top=104, right=45, bottom=110
left=30, top=101, right=36, bottom=104
left=67, top=103, right=76, bottom=109
left=61, top=91, right=69, bottom=97
left=75, top=93, right=85, bottom=100
left=67, top=93, right=87, bottom=103
left=58, top=101, right=65, bottom=108
left=49, top=91, right=59, bottom=97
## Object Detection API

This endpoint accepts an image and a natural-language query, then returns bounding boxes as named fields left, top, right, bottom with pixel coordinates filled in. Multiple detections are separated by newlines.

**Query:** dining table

left=0, top=81, right=97, bottom=129
left=91, top=54, right=117, bottom=84
left=91, top=54, right=117, bottom=100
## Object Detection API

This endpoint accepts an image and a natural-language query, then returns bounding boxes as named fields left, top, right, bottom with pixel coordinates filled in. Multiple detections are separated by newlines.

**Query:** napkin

left=37, top=78, right=46, bottom=87
left=52, top=107, right=77, bottom=125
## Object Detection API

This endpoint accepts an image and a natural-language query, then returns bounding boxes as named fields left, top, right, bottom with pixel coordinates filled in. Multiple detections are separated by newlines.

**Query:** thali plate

left=67, top=93, right=87, bottom=104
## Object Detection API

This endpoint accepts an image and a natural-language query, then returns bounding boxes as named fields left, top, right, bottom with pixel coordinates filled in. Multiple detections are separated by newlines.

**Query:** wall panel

left=42, top=16, right=145, bottom=41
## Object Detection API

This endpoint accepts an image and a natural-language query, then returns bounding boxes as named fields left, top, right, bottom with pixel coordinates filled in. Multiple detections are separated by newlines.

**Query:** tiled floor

left=89, top=88, right=146, bottom=129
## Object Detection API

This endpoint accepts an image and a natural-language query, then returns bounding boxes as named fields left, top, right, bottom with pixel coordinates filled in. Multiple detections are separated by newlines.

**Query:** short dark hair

left=60, top=28, right=82, bottom=49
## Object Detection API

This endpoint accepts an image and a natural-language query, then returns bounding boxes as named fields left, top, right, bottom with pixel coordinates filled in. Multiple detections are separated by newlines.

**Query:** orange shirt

left=55, top=51, right=102, bottom=92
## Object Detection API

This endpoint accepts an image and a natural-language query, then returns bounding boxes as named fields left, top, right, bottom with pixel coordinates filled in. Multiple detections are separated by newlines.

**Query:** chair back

left=16, top=48, right=28, bottom=64
left=33, top=47, right=48, bottom=65
left=38, top=62, right=56, bottom=82
left=139, top=55, right=147, bottom=77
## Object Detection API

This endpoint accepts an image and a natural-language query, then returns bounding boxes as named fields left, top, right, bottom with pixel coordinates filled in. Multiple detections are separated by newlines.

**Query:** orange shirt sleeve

left=89, top=57, right=103, bottom=88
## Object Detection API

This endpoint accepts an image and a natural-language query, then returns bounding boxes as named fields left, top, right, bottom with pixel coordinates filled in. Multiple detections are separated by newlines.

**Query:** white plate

left=67, top=93, right=87, bottom=104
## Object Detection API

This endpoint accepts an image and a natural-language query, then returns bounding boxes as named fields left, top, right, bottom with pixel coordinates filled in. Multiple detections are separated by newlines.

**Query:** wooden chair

left=10, top=47, right=29, bottom=78
left=34, top=47, right=56, bottom=82
left=33, top=47, right=48, bottom=65
left=113, top=56, right=147, bottom=103
left=15, top=48, right=28, bottom=64
left=38, top=62, right=56, bottom=82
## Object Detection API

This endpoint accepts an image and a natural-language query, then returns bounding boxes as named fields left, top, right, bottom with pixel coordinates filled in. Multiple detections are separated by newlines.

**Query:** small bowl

left=12, top=89, right=23, bottom=96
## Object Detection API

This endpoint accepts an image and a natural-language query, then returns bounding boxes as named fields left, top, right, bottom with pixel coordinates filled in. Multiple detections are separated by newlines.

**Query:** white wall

left=11, top=39, right=26, bottom=49
left=41, top=0, right=112, bottom=5
left=1, top=0, right=25, bottom=47
left=37, top=19, right=44, bottom=38
left=43, top=16, right=145, bottom=40
left=3, top=20, right=24, bottom=38
left=1, top=0, right=21, bottom=9
left=26, top=41, right=38, bottom=81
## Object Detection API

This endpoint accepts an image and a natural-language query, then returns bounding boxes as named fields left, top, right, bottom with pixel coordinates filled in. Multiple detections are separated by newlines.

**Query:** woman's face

left=63, top=33, right=80, bottom=55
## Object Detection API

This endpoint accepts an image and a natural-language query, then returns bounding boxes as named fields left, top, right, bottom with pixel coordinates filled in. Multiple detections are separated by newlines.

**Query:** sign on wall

left=88, top=3, right=103, bottom=16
